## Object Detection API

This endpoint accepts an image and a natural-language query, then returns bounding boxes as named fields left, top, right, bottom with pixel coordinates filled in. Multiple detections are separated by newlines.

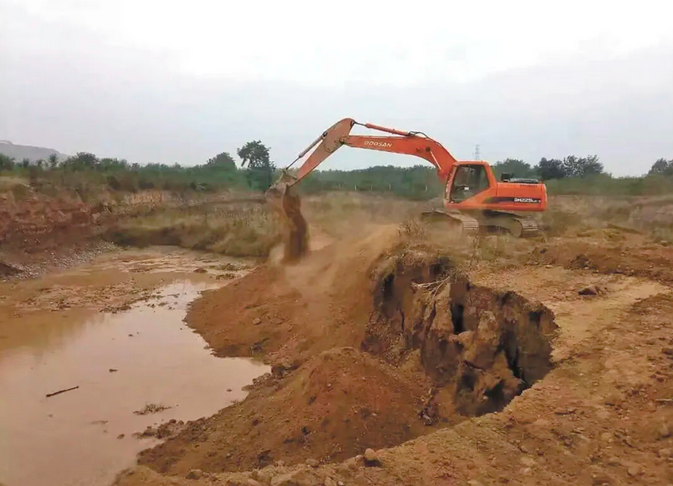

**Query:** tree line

left=490, top=155, right=604, bottom=180
left=0, top=140, right=276, bottom=193
left=1, top=141, right=671, bottom=199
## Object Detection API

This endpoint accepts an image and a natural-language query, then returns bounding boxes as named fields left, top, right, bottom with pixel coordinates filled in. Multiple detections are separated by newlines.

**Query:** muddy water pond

left=0, top=253, right=269, bottom=486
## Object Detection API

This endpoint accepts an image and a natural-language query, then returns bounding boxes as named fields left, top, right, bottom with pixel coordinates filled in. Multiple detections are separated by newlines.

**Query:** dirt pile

left=138, top=347, right=430, bottom=473
left=136, top=234, right=558, bottom=477
left=185, top=227, right=402, bottom=364
left=117, top=283, right=673, bottom=486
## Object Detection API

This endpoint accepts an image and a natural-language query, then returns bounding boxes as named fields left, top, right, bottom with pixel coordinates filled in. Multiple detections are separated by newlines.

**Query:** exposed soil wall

left=0, top=190, right=102, bottom=248
left=365, top=250, right=557, bottom=419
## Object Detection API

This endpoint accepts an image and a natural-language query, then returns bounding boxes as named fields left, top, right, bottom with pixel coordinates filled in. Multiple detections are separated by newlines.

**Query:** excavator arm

left=274, top=118, right=459, bottom=188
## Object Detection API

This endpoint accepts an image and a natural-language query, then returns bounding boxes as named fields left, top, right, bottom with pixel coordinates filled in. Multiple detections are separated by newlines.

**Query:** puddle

left=0, top=281, right=269, bottom=486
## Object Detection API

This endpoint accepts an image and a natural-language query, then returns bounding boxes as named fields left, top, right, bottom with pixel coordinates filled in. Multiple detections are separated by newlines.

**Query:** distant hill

left=0, top=140, right=68, bottom=162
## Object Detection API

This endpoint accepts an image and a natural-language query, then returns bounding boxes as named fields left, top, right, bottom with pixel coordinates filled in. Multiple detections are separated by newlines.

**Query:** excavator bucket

left=266, top=174, right=309, bottom=262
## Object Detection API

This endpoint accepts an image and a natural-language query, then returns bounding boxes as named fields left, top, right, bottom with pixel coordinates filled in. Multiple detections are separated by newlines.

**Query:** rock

left=467, top=481, right=485, bottom=486
left=659, top=424, right=671, bottom=438
left=626, top=464, right=643, bottom=477
left=270, top=470, right=317, bottom=486
left=117, top=434, right=125, bottom=439
left=659, top=448, right=673, bottom=458
left=227, top=480, right=262, bottom=486
left=306, top=458, right=319, bottom=468
left=663, top=347, right=673, bottom=356
left=272, top=363, right=299, bottom=378
left=337, top=482, right=344, bottom=486
left=520, top=456, right=536, bottom=467
left=194, top=267, right=207, bottom=274
left=186, top=469, right=204, bottom=479
left=606, top=456, right=621, bottom=466
left=579, top=284, right=600, bottom=296
left=109, top=368, right=118, bottom=373
left=324, top=478, right=336, bottom=486
left=363, top=448, right=381, bottom=466
left=591, top=471, right=613, bottom=485
left=600, top=432, right=612, bottom=442
left=253, top=317, right=262, bottom=325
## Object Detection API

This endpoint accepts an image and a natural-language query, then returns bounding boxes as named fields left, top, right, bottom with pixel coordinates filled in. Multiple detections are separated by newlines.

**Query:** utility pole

left=474, top=144, right=481, bottom=160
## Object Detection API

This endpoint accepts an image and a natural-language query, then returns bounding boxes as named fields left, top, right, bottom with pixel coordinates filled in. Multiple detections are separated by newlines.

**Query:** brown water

left=0, top=280, right=269, bottom=486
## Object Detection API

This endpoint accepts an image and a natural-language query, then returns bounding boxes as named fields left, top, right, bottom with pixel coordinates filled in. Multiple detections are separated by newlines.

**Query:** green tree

left=535, top=158, right=566, bottom=180
left=649, top=158, right=673, bottom=176
left=48, top=153, right=59, bottom=169
left=64, top=152, right=98, bottom=170
left=21, top=158, right=30, bottom=168
left=0, top=154, right=15, bottom=171
left=237, top=141, right=275, bottom=190
left=562, top=155, right=603, bottom=178
left=206, top=152, right=236, bottom=171
left=491, top=159, right=536, bottom=179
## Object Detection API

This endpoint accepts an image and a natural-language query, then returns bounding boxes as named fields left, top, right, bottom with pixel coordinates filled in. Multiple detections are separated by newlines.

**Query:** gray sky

left=1, top=0, right=672, bottom=176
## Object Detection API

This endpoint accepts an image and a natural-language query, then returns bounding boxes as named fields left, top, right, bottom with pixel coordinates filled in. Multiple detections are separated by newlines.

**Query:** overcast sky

left=1, top=0, right=672, bottom=176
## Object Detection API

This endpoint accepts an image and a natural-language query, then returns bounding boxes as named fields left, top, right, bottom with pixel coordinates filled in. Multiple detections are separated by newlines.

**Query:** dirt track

left=113, top=219, right=673, bottom=486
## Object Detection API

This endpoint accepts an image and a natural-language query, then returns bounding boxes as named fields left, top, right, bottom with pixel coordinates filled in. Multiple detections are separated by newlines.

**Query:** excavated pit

left=364, top=249, right=558, bottom=420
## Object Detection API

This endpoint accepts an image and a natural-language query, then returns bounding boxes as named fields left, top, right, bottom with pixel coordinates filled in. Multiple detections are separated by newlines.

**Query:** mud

left=0, top=249, right=268, bottom=486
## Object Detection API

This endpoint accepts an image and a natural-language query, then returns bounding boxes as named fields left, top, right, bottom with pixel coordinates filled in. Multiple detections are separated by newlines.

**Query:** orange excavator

left=267, top=118, right=547, bottom=257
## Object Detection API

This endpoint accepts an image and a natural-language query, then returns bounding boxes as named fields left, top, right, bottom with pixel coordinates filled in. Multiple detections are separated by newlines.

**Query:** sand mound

left=186, top=226, right=404, bottom=365
left=138, top=347, right=430, bottom=474
left=148, top=232, right=558, bottom=476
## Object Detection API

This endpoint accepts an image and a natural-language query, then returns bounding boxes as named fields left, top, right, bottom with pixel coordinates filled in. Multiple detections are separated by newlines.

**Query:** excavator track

left=476, top=211, right=540, bottom=238
left=420, top=210, right=480, bottom=236
left=421, top=210, right=539, bottom=238
left=513, top=216, right=540, bottom=238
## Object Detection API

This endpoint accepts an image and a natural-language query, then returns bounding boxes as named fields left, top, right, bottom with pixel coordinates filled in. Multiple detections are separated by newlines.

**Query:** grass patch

left=107, top=204, right=281, bottom=258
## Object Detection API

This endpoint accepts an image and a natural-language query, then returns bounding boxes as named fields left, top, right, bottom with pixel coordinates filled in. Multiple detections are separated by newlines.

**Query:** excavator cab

left=445, top=163, right=493, bottom=204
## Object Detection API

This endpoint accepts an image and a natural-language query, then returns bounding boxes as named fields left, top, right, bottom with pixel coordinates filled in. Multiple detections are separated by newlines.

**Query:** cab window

left=448, top=165, right=490, bottom=203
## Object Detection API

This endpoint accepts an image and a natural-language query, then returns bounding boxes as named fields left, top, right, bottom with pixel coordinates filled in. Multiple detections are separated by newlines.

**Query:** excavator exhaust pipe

left=265, top=174, right=309, bottom=262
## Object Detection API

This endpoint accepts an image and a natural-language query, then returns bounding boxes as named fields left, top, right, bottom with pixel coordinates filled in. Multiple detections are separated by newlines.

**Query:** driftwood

left=46, top=386, right=79, bottom=398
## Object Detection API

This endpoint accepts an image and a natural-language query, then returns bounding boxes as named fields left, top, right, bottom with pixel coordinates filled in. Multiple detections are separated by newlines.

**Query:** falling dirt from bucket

left=266, top=184, right=309, bottom=262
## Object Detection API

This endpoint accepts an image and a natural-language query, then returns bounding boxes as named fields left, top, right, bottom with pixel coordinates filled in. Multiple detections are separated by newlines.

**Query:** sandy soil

left=108, top=211, right=673, bottom=486
left=4, top=191, right=673, bottom=486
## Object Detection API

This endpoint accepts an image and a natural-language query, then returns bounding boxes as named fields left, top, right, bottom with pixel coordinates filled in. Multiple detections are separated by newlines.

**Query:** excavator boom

left=281, top=118, right=458, bottom=184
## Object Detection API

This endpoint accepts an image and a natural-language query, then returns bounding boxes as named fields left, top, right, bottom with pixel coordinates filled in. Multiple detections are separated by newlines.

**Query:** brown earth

left=138, top=347, right=432, bottom=473
left=4, top=189, right=673, bottom=486
left=115, top=211, right=673, bottom=486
